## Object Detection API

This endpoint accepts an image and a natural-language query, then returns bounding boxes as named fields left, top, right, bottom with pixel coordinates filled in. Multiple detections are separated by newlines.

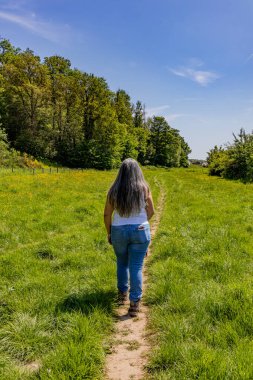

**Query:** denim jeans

left=111, top=223, right=151, bottom=302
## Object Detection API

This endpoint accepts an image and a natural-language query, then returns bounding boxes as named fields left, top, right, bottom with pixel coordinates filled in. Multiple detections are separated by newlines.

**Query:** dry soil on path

left=105, top=184, right=166, bottom=380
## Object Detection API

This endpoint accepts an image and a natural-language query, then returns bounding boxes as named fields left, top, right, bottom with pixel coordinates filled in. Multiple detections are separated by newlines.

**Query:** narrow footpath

left=105, top=184, right=166, bottom=380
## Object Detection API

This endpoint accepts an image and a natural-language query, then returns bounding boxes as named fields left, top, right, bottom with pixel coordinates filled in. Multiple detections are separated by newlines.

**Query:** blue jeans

left=111, top=223, right=151, bottom=302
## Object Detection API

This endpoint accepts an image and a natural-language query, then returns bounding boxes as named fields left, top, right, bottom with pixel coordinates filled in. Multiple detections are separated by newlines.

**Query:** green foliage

left=0, top=127, right=10, bottom=165
left=147, top=116, right=191, bottom=167
left=0, top=38, right=191, bottom=169
left=0, top=127, right=44, bottom=168
left=207, top=145, right=229, bottom=176
left=207, top=129, right=253, bottom=182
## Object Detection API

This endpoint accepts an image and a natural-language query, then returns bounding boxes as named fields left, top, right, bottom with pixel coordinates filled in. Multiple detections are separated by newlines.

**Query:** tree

left=114, top=89, right=133, bottom=126
left=207, top=129, right=253, bottom=182
left=147, top=116, right=182, bottom=166
left=133, top=101, right=149, bottom=164
left=0, top=38, right=191, bottom=170
left=1, top=49, right=50, bottom=156
left=0, top=38, right=20, bottom=64
left=225, top=129, right=253, bottom=181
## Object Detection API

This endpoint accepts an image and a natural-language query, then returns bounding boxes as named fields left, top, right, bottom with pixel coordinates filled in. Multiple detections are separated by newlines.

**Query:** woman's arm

left=146, top=190, right=155, bottom=220
left=104, top=197, right=114, bottom=244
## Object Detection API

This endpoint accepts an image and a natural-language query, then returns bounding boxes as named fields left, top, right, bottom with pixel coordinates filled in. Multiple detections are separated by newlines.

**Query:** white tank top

left=112, top=196, right=148, bottom=226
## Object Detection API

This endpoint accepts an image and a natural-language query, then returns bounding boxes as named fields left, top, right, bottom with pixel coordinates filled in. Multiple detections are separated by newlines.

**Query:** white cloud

left=245, top=53, right=253, bottom=63
left=1, top=0, right=29, bottom=11
left=165, top=113, right=184, bottom=123
left=146, top=105, right=170, bottom=117
left=128, top=61, right=137, bottom=68
left=0, top=9, right=71, bottom=44
left=169, top=59, right=220, bottom=86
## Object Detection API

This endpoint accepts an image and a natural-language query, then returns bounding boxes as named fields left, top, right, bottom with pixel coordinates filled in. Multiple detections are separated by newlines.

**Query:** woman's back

left=104, top=158, right=155, bottom=317
left=112, top=192, right=148, bottom=226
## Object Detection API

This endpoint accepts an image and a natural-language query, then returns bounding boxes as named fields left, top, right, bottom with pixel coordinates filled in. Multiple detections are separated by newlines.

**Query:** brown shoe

left=128, top=300, right=140, bottom=317
left=117, top=290, right=128, bottom=305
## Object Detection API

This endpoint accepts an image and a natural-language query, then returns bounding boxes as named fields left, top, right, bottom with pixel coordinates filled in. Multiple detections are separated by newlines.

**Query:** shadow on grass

left=56, top=290, right=116, bottom=315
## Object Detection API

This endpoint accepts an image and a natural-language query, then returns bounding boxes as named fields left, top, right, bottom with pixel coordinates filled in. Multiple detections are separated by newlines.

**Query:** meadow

left=0, top=168, right=160, bottom=380
left=146, top=168, right=253, bottom=379
left=0, top=166, right=252, bottom=379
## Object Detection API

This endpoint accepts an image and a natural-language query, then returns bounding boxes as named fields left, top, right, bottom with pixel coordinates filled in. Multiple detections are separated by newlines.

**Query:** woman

left=104, top=158, right=155, bottom=317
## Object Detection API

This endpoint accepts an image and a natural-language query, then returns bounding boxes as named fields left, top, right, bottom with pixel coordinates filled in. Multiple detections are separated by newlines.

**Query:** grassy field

left=0, top=166, right=252, bottom=379
left=146, top=167, right=253, bottom=379
left=0, top=168, right=160, bottom=380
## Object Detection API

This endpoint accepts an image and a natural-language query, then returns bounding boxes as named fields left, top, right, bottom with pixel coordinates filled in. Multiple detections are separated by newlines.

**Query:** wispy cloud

left=169, top=59, right=220, bottom=86
left=1, top=0, right=29, bottom=11
left=245, top=53, right=253, bottom=63
left=0, top=6, right=71, bottom=44
left=128, top=61, right=138, bottom=68
left=164, top=113, right=209, bottom=125
left=165, top=113, right=185, bottom=123
left=146, top=105, right=170, bottom=117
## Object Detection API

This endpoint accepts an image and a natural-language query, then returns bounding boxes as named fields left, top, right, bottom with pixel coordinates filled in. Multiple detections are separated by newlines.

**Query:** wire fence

left=0, top=167, right=86, bottom=176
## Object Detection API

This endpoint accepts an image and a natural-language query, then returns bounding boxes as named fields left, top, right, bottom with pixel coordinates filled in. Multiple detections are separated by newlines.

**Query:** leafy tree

left=207, top=145, right=229, bottom=176
left=0, top=38, right=20, bottom=64
left=207, top=129, right=253, bottom=182
left=0, top=38, right=191, bottom=169
left=133, top=101, right=149, bottom=164
left=225, top=129, right=253, bottom=181
left=133, top=100, right=145, bottom=129
left=114, top=90, right=133, bottom=126
left=147, top=116, right=182, bottom=167
left=1, top=49, right=50, bottom=155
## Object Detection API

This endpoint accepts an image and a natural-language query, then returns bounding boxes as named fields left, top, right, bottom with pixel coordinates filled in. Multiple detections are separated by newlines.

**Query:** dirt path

left=105, top=184, right=166, bottom=380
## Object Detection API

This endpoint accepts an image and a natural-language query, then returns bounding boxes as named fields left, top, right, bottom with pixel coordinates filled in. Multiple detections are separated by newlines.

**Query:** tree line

left=0, top=38, right=191, bottom=169
left=207, top=128, right=253, bottom=182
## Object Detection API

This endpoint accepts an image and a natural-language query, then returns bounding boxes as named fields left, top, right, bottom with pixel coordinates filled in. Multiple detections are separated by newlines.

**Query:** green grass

left=146, top=167, right=253, bottom=379
left=1, top=166, right=252, bottom=379
left=0, top=168, right=160, bottom=379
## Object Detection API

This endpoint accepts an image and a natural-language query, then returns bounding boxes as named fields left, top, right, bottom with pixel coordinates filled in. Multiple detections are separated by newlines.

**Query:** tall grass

left=0, top=168, right=160, bottom=379
left=146, top=167, right=253, bottom=379
left=4, top=165, right=251, bottom=379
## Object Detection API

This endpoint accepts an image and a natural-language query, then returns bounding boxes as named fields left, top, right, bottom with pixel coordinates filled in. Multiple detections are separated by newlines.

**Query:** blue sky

left=1, top=0, right=253, bottom=159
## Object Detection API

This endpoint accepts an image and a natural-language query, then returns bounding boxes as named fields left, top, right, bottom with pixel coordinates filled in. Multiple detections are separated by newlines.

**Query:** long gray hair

left=108, top=158, right=149, bottom=217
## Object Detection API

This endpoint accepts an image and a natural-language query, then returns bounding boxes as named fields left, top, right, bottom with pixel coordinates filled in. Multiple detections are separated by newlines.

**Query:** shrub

left=0, top=128, right=44, bottom=168
left=207, top=129, right=253, bottom=182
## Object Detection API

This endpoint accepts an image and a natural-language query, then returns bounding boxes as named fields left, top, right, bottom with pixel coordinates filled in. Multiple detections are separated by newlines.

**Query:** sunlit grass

left=146, top=167, right=253, bottom=379
left=3, top=166, right=251, bottom=379
left=0, top=168, right=160, bottom=379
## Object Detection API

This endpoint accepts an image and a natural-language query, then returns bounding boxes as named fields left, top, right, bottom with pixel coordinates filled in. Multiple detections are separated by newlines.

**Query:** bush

left=207, top=129, right=253, bottom=182
left=0, top=127, right=44, bottom=168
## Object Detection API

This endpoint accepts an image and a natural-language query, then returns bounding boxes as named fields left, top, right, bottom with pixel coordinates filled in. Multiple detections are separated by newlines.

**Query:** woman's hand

left=145, top=190, right=155, bottom=221
left=107, top=234, right=112, bottom=245
left=104, top=197, right=114, bottom=243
